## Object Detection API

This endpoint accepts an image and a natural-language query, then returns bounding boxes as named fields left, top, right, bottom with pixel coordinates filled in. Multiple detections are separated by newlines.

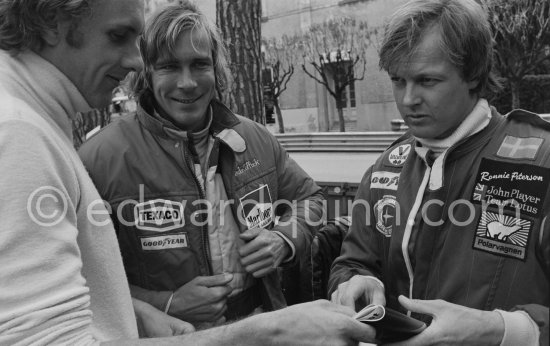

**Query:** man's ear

left=467, top=79, right=479, bottom=91
left=40, top=11, right=71, bottom=47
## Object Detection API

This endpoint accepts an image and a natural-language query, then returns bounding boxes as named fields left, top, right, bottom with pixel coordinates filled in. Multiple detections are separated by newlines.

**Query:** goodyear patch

left=374, top=195, right=396, bottom=237
left=388, top=144, right=411, bottom=166
left=140, top=233, right=188, bottom=251
left=134, top=199, right=184, bottom=232
left=471, top=158, right=549, bottom=218
left=473, top=211, right=531, bottom=261
left=240, top=184, right=273, bottom=229
left=371, top=171, right=400, bottom=191
left=496, top=135, right=543, bottom=160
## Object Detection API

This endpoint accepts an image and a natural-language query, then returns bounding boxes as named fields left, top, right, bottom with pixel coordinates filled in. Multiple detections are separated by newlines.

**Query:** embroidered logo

left=470, top=158, right=549, bottom=218
left=473, top=211, right=531, bottom=260
left=235, top=159, right=260, bottom=176
left=134, top=199, right=184, bottom=232
left=374, top=195, right=396, bottom=237
left=140, top=233, right=188, bottom=251
left=496, top=135, right=543, bottom=160
left=240, top=184, right=273, bottom=229
left=371, top=171, right=400, bottom=191
left=388, top=144, right=411, bottom=166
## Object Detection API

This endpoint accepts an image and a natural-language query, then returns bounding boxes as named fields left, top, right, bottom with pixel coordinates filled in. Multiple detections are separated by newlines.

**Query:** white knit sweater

left=0, top=50, right=138, bottom=344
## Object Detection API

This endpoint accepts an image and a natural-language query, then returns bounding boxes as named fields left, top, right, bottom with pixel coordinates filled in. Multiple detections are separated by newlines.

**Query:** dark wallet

left=354, top=304, right=427, bottom=343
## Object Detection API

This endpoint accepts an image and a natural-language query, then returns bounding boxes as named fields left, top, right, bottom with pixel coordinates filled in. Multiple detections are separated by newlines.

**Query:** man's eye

left=109, top=32, right=127, bottom=42
left=420, top=78, right=438, bottom=86
left=156, top=63, right=178, bottom=70
left=390, top=77, right=404, bottom=86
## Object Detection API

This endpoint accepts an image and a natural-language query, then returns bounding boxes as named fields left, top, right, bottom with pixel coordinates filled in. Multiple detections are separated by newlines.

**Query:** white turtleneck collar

left=414, top=98, right=491, bottom=190
left=0, top=50, right=91, bottom=143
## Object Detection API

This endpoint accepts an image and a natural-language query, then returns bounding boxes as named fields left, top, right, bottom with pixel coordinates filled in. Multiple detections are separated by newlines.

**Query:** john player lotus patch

left=471, top=158, right=550, bottom=260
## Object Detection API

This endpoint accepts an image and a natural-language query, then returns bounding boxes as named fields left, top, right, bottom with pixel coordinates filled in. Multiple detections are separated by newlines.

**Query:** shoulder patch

left=496, top=135, right=543, bottom=160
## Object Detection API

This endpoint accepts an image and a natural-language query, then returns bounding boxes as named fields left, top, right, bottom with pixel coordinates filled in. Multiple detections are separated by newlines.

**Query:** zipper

left=180, top=142, right=213, bottom=275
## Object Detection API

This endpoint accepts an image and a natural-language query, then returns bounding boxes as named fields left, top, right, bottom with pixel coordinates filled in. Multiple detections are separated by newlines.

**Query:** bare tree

left=262, top=35, right=300, bottom=133
left=300, top=18, right=376, bottom=132
left=216, top=0, right=264, bottom=123
left=482, top=0, right=550, bottom=109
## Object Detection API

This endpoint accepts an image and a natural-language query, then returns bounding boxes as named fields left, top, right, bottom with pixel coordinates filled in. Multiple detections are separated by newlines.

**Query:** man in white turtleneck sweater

left=0, top=1, right=377, bottom=345
left=330, top=0, right=549, bottom=346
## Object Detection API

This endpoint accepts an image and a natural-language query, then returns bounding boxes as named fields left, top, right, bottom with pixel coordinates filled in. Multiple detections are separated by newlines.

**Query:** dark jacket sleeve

left=328, top=166, right=384, bottom=295
left=268, top=132, right=324, bottom=267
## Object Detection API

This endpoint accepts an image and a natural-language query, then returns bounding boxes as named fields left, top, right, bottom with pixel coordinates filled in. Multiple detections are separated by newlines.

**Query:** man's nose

left=121, top=40, right=143, bottom=72
left=401, top=83, right=421, bottom=107
left=176, top=68, right=198, bottom=89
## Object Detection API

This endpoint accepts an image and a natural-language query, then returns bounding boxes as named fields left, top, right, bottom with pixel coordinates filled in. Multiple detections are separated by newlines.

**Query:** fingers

left=345, top=319, right=377, bottom=343
left=371, top=285, right=386, bottom=306
left=239, top=227, right=263, bottom=242
left=194, top=273, right=233, bottom=287
left=398, top=295, right=439, bottom=317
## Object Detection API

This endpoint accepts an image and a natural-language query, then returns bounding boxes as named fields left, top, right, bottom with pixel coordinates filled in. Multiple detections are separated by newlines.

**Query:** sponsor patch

left=473, top=211, right=532, bottom=260
left=240, top=184, right=273, bottom=229
left=134, top=199, right=184, bottom=232
left=388, top=144, right=411, bottom=166
left=374, top=195, right=396, bottom=237
left=471, top=158, right=549, bottom=218
left=496, top=135, right=543, bottom=160
left=140, top=233, right=188, bottom=251
left=371, top=171, right=400, bottom=191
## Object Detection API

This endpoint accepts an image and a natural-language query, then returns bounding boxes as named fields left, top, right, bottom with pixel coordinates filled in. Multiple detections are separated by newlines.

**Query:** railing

left=274, top=131, right=405, bottom=152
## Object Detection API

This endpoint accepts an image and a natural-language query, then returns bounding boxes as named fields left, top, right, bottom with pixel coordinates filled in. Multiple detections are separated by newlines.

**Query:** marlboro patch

left=471, top=158, right=549, bottom=218
left=473, top=211, right=532, bottom=261
left=134, top=199, right=184, bottom=232
left=240, top=184, right=273, bottom=229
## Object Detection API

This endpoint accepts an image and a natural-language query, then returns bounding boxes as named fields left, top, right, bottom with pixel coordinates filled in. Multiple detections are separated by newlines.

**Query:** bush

left=489, top=74, right=550, bottom=114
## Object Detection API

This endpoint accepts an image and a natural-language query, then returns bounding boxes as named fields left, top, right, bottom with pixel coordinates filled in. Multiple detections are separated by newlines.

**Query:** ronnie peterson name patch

left=471, top=158, right=549, bottom=218
left=470, top=158, right=549, bottom=260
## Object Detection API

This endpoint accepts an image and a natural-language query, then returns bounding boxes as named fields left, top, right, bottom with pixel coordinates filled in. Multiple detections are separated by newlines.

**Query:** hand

left=132, top=298, right=195, bottom=337
left=255, top=300, right=376, bottom=346
left=384, top=296, right=504, bottom=346
left=331, top=275, right=386, bottom=310
left=239, top=228, right=290, bottom=278
left=168, top=274, right=233, bottom=323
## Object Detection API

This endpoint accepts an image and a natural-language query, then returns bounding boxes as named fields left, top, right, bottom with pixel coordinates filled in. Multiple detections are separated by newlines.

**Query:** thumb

left=195, top=273, right=234, bottom=287
left=398, top=295, right=439, bottom=316
left=240, top=227, right=262, bottom=242
left=171, top=320, right=195, bottom=335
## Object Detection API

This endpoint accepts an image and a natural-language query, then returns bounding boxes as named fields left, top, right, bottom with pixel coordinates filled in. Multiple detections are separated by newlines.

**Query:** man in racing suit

left=79, top=2, right=323, bottom=327
left=329, top=0, right=548, bottom=345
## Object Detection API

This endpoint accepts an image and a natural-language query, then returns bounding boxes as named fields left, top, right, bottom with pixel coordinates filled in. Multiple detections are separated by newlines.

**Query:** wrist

left=482, top=310, right=505, bottom=346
